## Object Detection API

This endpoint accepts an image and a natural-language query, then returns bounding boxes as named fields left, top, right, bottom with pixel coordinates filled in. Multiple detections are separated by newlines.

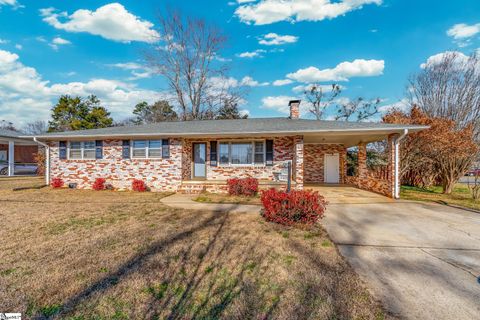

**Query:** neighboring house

left=0, top=128, right=39, bottom=176
left=31, top=101, right=427, bottom=198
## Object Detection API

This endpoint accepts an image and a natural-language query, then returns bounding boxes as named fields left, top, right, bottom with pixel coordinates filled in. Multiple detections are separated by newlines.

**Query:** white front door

left=324, top=153, right=340, bottom=183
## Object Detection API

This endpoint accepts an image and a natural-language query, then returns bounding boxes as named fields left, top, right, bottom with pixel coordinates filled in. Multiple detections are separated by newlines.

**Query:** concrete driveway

left=323, top=192, right=480, bottom=319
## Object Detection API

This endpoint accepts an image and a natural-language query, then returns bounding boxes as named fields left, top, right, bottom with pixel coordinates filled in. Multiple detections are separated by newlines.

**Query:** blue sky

left=1, top=0, right=479, bottom=126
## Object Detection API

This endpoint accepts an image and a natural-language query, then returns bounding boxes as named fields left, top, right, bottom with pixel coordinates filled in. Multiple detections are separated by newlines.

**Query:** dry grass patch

left=0, top=176, right=45, bottom=190
left=195, top=192, right=261, bottom=205
left=0, top=189, right=387, bottom=319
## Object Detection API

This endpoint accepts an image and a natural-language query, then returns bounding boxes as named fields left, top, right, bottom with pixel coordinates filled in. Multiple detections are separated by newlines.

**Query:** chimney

left=289, top=100, right=301, bottom=119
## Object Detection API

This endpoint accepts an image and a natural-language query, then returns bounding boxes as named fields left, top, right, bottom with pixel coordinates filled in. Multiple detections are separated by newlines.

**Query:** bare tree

left=409, top=51, right=480, bottom=136
left=304, top=84, right=341, bottom=120
left=0, top=120, right=17, bottom=131
left=335, top=97, right=381, bottom=121
left=22, top=120, right=48, bottom=135
left=145, top=11, right=243, bottom=120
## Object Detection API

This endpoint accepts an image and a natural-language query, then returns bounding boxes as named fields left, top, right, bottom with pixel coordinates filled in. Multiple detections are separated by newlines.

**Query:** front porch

left=0, top=131, right=40, bottom=177
left=179, top=179, right=295, bottom=194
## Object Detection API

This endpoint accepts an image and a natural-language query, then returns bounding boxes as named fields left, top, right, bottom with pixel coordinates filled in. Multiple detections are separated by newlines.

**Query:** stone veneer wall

left=49, top=139, right=183, bottom=191
left=304, top=144, right=346, bottom=184
left=182, top=136, right=300, bottom=184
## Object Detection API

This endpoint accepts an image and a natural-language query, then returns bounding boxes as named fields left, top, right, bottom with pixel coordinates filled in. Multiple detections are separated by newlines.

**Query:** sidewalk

left=161, top=193, right=262, bottom=214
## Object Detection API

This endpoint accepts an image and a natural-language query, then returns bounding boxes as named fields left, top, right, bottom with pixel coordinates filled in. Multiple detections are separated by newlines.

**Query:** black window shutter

left=162, top=139, right=170, bottom=158
left=266, top=139, right=274, bottom=166
left=95, top=140, right=103, bottom=159
left=59, top=141, right=67, bottom=159
left=122, top=140, right=130, bottom=159
left=210, top=141, right=217, bottom=166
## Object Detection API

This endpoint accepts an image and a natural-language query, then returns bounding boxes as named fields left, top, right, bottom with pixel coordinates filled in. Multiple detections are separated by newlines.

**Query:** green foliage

left=215, top=103, right=248, bottom=120
left=132, top=100, right=178, bottom=124
left=48, top=95, right=113, bottom=132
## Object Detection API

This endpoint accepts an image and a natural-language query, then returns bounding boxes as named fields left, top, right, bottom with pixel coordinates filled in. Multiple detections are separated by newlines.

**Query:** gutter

left=394, top=129, right=408, bottom=199
left=33, top=137, right=50, bottom=186
left=25, top=126, right=429, bottom=140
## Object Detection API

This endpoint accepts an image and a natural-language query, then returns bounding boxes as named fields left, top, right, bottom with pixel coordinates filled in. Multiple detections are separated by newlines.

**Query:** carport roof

left=29, top=118, right=428, bottom=139
left=0, top=128, right=22, bottom=139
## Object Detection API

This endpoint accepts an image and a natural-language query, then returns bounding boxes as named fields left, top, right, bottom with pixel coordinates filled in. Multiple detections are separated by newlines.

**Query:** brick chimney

left=289, top=100, right=301, bottom=119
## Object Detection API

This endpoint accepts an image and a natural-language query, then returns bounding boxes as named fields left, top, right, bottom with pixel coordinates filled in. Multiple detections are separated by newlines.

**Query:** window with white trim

left=132, top=140, right=162, bottom=158
left=69, top=141, right=95, bottom=159
left=218, top=141, right=265, bottom=165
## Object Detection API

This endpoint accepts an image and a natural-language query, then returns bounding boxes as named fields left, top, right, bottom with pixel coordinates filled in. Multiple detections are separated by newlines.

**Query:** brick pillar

left=387, top=134, right=396, bottom=198
left=357, top=142, right=367, bottom=181
left=294, top=135, right=304, bottom=189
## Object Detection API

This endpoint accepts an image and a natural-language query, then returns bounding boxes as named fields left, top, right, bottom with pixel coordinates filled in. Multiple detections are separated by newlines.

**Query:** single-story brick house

left=31, top=101, right=427, bottom=198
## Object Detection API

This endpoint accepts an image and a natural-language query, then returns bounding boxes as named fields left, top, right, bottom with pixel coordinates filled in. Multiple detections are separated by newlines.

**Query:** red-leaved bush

left=132, top=179, right=147, bottom=192
left=51, top=178, right=64, bottom=188
left=261, top=189, right=327, bottom=226
left=227, top=177, right=259, bottom=196
left=92, top=178, right=106, bottom=191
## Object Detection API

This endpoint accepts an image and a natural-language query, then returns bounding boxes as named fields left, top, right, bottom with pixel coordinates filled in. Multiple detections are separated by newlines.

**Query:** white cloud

left=287, top=59, right=384, bottom=82
left=107, top=61, right=155, bottom=80
left=258, top=33, right=298, bottom=45
left=447, top=23, right=480, bottom=40
left=14, top=44, right=22, bottom=50
left=447, top=23, right=480, bottom=47
left=209, top=75, right=269, bottom=89
left=273, top=79, right=293, bottom=86
left=235, top=0, right=382, bottom=25
left=40, top=3, right=159, bottom=43
left=0, top=38, right=8, bottom=44
left=0, top=49, right=165, bottom=125
left=49, top=37, right=71, bottom=50
left=0, top=0, right=17, bottom=6
left=419, top=51, right=470, bottom=69
left=236, top=49, right=266, bottom=58
left=240, top=76, right=269, bottom=86
left=378, top=98, right=410, bottom=113
left=261, top=95, right=299, bottom=114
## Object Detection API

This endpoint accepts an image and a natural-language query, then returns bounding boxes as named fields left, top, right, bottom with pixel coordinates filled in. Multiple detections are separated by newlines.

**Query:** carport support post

left=7, top=140, right=14, bottom=176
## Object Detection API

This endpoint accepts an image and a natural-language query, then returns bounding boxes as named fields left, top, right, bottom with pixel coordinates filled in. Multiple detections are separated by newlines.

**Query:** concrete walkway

left=161, top=193, right=261, bottom=214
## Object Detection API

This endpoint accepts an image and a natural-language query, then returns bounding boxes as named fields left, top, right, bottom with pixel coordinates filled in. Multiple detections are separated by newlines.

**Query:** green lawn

left=401, top=184, right=480, bottom=211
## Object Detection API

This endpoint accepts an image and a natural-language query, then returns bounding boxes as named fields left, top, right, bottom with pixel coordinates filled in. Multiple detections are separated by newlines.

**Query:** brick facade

left=47, top=134, right=397, bottom=196
left=48, top=136, right=301, bottom=192
left=304, top=144, right=346, bottom=184
left=182, top=136, right=296, bottom=181
left=344, top=134, right=396, bottom=198
left=49, top=139, right=183, bottom=191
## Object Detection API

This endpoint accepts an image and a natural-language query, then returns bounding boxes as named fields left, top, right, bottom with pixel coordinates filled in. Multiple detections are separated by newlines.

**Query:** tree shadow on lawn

left=39, top=211, right=275, bottom=319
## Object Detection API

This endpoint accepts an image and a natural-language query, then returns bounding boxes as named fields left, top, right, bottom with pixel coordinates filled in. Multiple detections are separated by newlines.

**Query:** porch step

left=178, top=184, right=206, bottom=194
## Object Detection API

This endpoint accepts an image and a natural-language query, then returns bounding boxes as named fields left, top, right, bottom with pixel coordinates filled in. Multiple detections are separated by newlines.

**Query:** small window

left=132, top=140, right=147, bottom=158
left=148, top=140, right=162, bottom=158
left=131, top=140, right=167, bottom=158
left=254, top=141, right=264, bottom=164
left=218, top=141, right=265, bottom=166
left=69, top=141, right=96, bottom=160
left=219, top=143, right=229, bottom=165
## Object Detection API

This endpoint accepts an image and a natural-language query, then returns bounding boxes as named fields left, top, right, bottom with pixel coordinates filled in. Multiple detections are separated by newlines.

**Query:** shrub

left=227, top=177, right=259, bottom=196
left=260, top=189, right=327, bottom=226
left=51, top=178, right=64, bottom=188
left=132, top=179, right=147, bottom=192
left=92, top=178, right=106, bottom=191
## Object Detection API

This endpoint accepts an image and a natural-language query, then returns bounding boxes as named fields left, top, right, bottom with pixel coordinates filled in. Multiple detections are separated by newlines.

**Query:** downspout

left=394, top=129, right=408, bottom=199
left=33, top=137, right=50, bottom=186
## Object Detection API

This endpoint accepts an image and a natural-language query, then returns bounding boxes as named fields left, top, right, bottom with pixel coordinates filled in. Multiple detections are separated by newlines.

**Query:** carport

left=0, top=128, right=40, bottom=176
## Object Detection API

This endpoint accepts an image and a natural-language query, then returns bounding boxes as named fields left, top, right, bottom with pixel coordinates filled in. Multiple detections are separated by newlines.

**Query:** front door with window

left=324, top=153, right=340, bottom=183
left=193, top=143, right=207, bottom=179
